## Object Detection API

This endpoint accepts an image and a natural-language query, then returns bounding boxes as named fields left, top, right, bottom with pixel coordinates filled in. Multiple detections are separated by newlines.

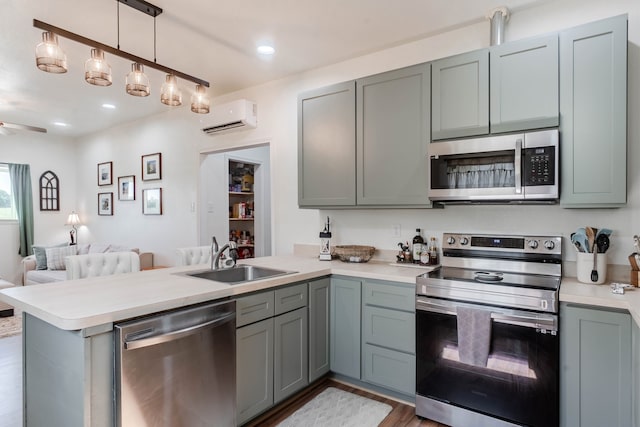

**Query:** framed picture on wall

left=98, top=192, right=113, bottom=216
left=142, top=188, right=162, bottom=215
left=141, top=153, right=162, bottom=181
left=97, top=162, right=112, bottom=186
left=118, top=175, right=135, bottom=201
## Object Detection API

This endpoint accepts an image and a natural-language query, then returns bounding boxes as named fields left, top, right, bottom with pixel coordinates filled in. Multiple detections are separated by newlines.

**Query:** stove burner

left=474, top=271, right=503, bottom=282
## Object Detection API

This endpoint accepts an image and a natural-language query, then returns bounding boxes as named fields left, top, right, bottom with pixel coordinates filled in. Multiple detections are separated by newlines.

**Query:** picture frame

left=142, top=188, right=162, bottom=215
left=141, top=153, right=162, bottom=181
left=98, top=192, right=113, bottom=216
left=97, top=162, right=113, bottom=186
left=118, top=175, right=135, bottom=201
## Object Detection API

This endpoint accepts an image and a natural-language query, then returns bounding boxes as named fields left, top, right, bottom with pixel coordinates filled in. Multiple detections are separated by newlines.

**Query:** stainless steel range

left=415, top=233, right=562, bottom=427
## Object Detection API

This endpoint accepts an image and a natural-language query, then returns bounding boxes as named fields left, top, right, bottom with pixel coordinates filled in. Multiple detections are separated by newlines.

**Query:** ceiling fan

left=0, top=121, right=47, bottom=136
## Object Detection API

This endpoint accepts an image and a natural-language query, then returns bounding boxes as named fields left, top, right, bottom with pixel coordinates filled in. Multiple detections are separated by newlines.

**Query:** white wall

left=74, top=0, right=640, bottom=269
left=0, top=132, right=77, bottom=283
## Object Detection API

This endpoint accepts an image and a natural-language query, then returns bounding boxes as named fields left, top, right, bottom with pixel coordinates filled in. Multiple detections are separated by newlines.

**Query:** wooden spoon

left=585, top=227, right=596, bottom=254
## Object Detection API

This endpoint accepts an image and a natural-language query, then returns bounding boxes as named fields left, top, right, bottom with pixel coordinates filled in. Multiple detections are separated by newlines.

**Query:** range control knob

left=446, top=236, right=456, bottom=245
left=544, top=240, right=556, bottom=250
left=460, top=237, right=469, bottom=245
left=528, top=240, right=539, bottom=249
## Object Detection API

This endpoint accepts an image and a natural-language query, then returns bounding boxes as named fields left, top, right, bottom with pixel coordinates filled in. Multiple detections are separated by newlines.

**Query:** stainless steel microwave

left=428, top=129, right=559, bottom=203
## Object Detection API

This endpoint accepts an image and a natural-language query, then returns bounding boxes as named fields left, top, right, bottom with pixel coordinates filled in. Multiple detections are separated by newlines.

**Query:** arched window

left=39, top=170, right=59, bottom=211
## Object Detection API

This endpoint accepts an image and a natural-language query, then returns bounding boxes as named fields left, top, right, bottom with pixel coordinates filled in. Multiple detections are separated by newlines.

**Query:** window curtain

left=9, top=163, right=34, bottom=257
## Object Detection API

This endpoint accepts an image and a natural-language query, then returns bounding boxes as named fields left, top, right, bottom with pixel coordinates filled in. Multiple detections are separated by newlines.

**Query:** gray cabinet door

left=236, top=290, right=275, bottom=327
left=236, top=318, right=274, bottom=425
left=298, top=81, right=356, bottom=207
left=490, top=34, right=559, bottom=134
left=275, top=282, right=308, bottom=315
left=356, top=63, right=431, bottom=206
left=274, top=307, right=309, bottom=403
left=330, top=277, right=362, bottom=378
left=432, top=49, right=489, bottom=140
left=559, top=15, right=627, bottom=207
left=309, top=278, right=330, bottom=382
left=362, top=343, right=415, bottom=396
left=560, top=304, right=632, bottom=427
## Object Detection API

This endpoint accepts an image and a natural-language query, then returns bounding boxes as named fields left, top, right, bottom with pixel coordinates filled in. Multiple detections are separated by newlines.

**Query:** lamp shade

left=35, top=31, right=68, bottom=73
left=190, top=84, right=210, bottom=114
left=85, top=49, right=112, bottom=86
left=160, top=74, right=182, bottom=106
left=126, top=63, right=150, bottom=97
left=65, top=211, right=81, bottom=226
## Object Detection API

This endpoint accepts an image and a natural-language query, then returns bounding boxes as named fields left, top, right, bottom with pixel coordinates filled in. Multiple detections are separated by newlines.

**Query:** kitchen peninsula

left=2, top=255, right=640, bottom=427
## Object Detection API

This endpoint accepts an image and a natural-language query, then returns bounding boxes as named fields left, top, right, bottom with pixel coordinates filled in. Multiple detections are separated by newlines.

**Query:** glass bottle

left=429, top=237, right=439, bottom=265
left=412, top=228, right=424, bottom=264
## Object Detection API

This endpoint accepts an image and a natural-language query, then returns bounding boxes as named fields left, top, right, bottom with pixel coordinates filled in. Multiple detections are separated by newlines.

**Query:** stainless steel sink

left=185, top=265, right=296, bottom=284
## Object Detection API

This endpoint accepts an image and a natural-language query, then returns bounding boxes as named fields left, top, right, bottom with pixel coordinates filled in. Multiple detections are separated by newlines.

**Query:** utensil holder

left=576, top=252, right=607, bottom=284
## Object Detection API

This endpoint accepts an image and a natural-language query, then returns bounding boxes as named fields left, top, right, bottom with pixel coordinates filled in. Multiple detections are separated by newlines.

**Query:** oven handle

left=416, top=297, right=558, bottom=331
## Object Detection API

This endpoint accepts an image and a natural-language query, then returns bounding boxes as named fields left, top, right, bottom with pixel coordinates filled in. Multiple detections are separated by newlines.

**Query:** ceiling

left=0, top=0, right=545, bottom=137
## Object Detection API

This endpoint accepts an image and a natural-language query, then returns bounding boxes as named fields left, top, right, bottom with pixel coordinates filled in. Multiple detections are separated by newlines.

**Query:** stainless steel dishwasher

left=115, top=299, right=236, bottom=427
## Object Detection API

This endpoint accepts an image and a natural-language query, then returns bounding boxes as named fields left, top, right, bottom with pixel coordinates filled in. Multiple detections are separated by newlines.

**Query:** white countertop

left=1, top=254, right=637, bottom=330
left=0, top=255, right=435, bottom=330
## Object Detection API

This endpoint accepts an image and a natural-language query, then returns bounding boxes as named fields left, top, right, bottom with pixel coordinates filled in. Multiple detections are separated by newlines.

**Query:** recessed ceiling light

left=257, top=45, right=275, bottom=55
left=53, top=121, right=69, bottom=127
left=102, top=103, right=116, bottom=109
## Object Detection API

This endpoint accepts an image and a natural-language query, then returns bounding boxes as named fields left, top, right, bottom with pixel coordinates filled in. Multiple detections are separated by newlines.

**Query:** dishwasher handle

left=124, top=311, right=235, bottom=350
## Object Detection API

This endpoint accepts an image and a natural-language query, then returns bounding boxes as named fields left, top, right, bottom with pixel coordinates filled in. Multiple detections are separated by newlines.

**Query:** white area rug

left=277, top=387, right=392, bottom=427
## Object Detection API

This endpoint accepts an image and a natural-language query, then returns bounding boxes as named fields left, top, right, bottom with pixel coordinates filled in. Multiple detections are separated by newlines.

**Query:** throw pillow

left=32, top=242, right=69, bottom=270
left=46, top=245, right=77, bottom=270
left=89, top=243, right=111, bottom=254
left=76, top=243, right=91, bottom=255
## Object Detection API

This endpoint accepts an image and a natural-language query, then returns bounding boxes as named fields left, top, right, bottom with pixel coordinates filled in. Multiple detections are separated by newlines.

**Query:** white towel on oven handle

left=456, top=305, right=492, bottom=367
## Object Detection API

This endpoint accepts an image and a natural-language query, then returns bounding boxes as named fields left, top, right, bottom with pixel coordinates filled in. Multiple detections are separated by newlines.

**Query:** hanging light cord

left=116, top=0, right=120, bottom=50
left=153, top=14, right=157, bottom=63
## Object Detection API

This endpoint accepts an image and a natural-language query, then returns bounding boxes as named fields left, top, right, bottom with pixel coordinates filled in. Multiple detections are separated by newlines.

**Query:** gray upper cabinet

left=490, top=34, right=559, bottom=134
left=432, top=49, right=489, bottom=140
left=298, top=81, right=356, bottom=207
left=559, top=15, right=627, bottom=207
left=356, top=63, right=431, bottom=206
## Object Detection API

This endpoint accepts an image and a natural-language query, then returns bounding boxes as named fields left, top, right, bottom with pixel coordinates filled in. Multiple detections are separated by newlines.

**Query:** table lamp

left=65, top=211, right=81, bottom=245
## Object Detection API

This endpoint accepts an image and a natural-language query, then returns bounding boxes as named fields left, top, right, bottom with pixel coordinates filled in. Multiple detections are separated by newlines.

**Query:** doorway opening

left=199, top=144, right=272, bottom=257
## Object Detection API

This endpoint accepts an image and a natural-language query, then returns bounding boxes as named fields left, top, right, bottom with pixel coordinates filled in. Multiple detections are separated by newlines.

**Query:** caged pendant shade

left=160, top=74, right=182, bottom=106
left=85, top=49, right=112, bottom=86
left=190, top=84, right=210, bottom=114
left=35, top=31, right=68, bottom=73
left=126, top=63, right=150, bottom=97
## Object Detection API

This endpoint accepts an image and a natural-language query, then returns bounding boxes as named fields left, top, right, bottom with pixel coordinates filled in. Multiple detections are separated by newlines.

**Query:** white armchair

left=176, top=246, right=211, bottom=266
left=65, top=252, right=140, bottom=280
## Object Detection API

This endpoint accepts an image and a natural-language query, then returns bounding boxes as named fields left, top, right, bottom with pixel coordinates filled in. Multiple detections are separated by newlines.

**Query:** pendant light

left=35, top=31, right=67, bottom=73
left=84, top=49, right=112, bottom=86
left=160, top=74, right=182, bottom=106
left=126, top=63, right=150, bottom=97
left=190, top=84, right=210, bottom=114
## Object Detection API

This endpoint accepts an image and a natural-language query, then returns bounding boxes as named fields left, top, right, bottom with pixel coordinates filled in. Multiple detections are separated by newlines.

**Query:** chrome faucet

left=211, top=236, right=238, bottom=270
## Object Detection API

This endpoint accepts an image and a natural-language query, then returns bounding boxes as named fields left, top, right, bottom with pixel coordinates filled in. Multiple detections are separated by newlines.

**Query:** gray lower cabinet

left=297, top=81, right=356, bottom=207
left=361, top=280, right=415, bottom=396
left=559, top=14, right=627, bottom=207
left=236, top=317, right=274, bottom=425
left=560, top=303, right=632, bottom=427
left=24, top=314, right=113, bottom=427
left=431, top=49, right=489, bottom=140
left=330, top=277, right=362, bottom=378
left=236, top=283, right=308, bottom=425
left=356, top=63, right=431, bottom=206
left=309, top=277, right=330, bottom=382
left=274, top=307, right=308, bottom=403
left=489, top=33, right=559, bottom=134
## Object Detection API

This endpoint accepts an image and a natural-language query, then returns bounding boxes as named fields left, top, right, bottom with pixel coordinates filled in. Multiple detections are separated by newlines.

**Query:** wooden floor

left=0, top=332, right=446, bottom=427
left=245, top=378, right=449, bottom=427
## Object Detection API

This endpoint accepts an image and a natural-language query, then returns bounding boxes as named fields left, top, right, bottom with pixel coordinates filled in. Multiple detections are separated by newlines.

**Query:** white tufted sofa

left=65, top=252, right=140, bottom=280
left=176, top=246, right=212, bottom=266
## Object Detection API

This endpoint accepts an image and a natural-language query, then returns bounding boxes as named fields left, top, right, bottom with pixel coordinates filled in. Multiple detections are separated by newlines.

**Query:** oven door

left=416, top=297, right=559, bottom=427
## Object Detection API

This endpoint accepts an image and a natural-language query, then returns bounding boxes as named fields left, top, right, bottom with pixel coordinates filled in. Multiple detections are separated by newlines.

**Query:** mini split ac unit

left=202, top=99, right=257, bottom=135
